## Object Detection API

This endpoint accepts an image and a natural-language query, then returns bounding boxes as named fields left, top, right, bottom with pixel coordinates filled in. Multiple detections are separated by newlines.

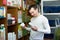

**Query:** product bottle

left=13, top=32, right=16, bottom=40
left=0, top=24, right=5, bottom=40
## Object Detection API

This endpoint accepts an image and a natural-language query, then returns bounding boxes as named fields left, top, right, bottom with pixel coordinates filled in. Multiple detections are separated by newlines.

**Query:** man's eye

left=31, top=12, right=34, bottom=13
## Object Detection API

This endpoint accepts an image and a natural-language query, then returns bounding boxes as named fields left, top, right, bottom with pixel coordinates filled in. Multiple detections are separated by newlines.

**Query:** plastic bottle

left=0, top=24, right=5, bottom=40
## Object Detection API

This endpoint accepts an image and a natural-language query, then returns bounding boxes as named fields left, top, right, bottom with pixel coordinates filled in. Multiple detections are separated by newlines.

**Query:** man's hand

left=21, top=26, right=26, bottom=29
left=31, top=26, right=38, bottom=31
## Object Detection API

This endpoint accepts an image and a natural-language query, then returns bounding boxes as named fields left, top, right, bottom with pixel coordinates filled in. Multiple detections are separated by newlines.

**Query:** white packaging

left=7, top=0, right=12, bottom=6
left=18, top=11, right=22, bottom=23
left=8, top=33, right=13, bottom=40
left=13, top=32, right=16, bottom=40
left=18, top=30, right=22, bottom=38
left=17, top=0, right=22, bottom=7
left=7, top=14, right=12, bottom=19
left=20, top=23, right=25, bottom=27
left=8, top=32, right=16, bottom=40
left=12, top=0, right=17, bottom=6
left=12, top=17, right=15, bottom=24
left=7, top=14, right=11, bottom=18
left=0, top=28, right=5, bottom=40
left=23, top=0, right=26, bottom=10
left=18, top=19, right=22, bottom=23
left=12, top=21, right=15, bottom=24
left=7, top=0, right=17, bottom=7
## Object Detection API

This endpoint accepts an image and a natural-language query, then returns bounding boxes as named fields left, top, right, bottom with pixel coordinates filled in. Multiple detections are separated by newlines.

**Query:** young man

left=21, top=5, right=51, bottom=40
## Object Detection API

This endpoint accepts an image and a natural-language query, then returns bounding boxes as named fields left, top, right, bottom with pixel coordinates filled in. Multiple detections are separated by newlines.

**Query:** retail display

left=0, top=6, right=6, bottom=18
left=0, top=0, right=40, bottom=40
left=0, top=24, right=5, bottom=40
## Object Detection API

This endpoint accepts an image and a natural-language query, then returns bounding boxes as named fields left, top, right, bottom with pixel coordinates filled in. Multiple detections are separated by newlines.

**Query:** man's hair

left=28, top=5, right=38, bottom=12
left=27, top=5, right=37, bottom=16
left=27, top=4, right=41, bottom=16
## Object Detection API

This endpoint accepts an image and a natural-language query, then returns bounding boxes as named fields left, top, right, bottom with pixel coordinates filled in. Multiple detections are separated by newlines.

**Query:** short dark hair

left=27, top=5, right=37, bottom=16
left=28, top=5, right=38, bottom=12
left=27, top=4, right=41, bottom=16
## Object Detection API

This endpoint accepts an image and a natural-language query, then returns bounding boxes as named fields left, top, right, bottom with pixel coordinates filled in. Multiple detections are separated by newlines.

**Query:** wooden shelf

left=8, top=23, right=17, bottom=27
left=0, top=0, right=3, bottom=6
left=0, top=0, right=18, bottom=40
left=0, top=1, right=7, bottom=40
left=0, top=0, right=38, bottom=40
left=0, top=18, right=6, bottom=20
left=7, top=6, right=18, bottom=9
left=7, top=6, right=18, bottom=40
left=8, top=24, right=18, bottom=40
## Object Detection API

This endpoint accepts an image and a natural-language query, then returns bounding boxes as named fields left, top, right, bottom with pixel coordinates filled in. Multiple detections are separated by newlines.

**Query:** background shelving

left=7, top=6, right=18, bottom=40
left=0, top=0, right=41, bottom=40
left=0, top=0, right=18, bottom=40
left=42, top=0, right=60, bottom=28
left=41, top=0, right=60, bottom=39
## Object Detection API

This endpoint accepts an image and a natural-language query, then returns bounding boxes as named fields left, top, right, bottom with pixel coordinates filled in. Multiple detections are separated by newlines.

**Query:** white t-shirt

left=25, top=14, right=51, bottom=40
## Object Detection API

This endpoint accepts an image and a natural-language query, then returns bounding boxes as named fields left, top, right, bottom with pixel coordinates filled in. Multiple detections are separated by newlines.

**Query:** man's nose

left=31, top=13, right=34, bottom=15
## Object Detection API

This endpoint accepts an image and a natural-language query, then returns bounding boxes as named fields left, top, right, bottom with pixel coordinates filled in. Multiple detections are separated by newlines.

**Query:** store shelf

left=7, top=6, right=18, bottom=9
left=8, top=23, right=17, bottom=27
left=50, top=27, right=56, bottom=28
left=43, top=0, right=58, bottom=1
left=0, top=18, right=6, bottom=20
left=0, top=0, right=40, bottom=40
left=42, top=1, right=60, bottom=35
left=43, top=13, right=60, bottom=15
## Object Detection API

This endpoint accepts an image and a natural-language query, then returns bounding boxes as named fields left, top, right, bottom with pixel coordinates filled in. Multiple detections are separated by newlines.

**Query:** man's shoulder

left=40, top=15, right=46, bottom=18
left=40, top=15, right=48, bottom=20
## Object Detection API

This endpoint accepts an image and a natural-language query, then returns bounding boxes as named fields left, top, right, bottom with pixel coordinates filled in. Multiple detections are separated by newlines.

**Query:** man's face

left=29, top=7, right=38, bottom=17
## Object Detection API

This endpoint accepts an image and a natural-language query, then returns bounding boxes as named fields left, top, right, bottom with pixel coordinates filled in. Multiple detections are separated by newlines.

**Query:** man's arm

left=25, top=27, right=31, bottom=31
left=37, top=17, right=51, bottom=34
